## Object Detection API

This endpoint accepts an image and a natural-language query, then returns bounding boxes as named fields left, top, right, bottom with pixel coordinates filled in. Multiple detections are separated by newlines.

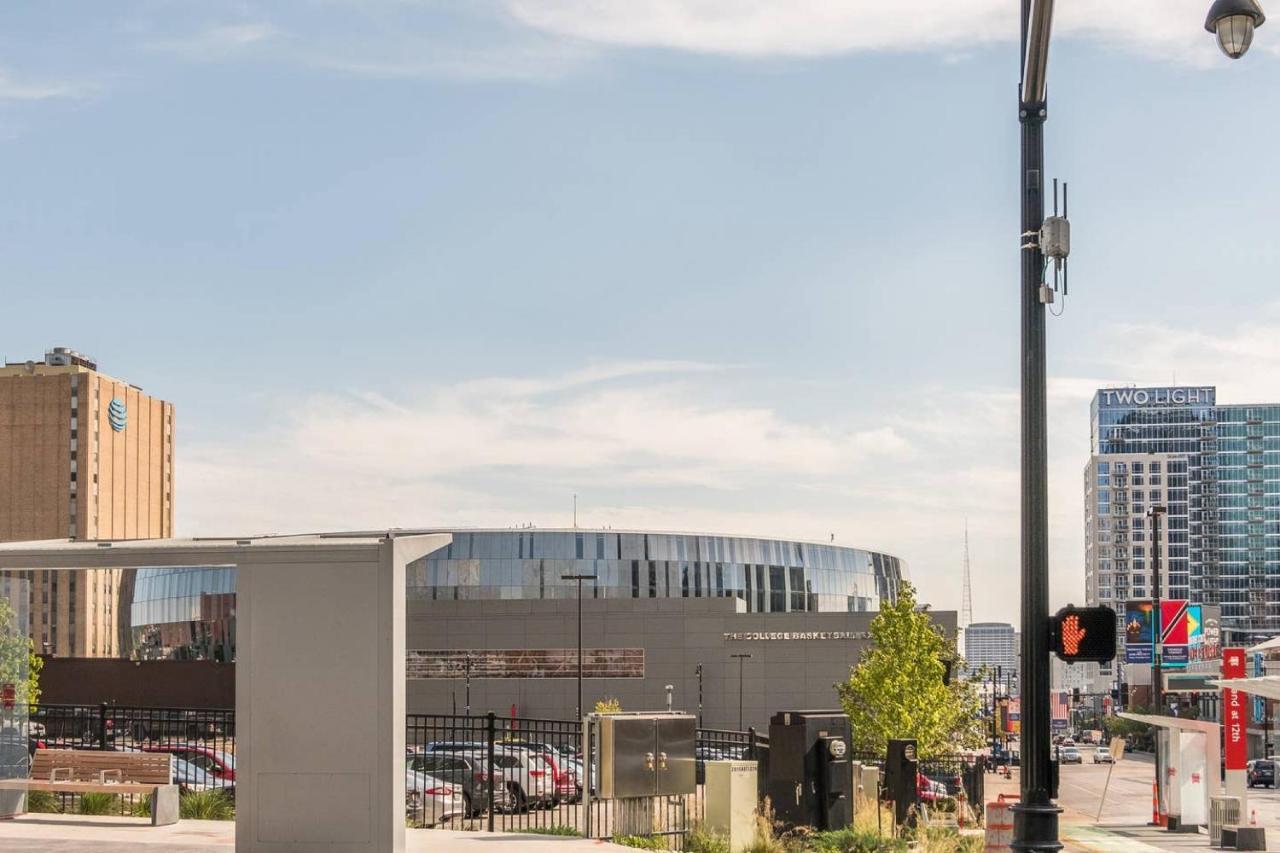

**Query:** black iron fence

left=20, top=704, right=236, bottom=815
left=846, top=749, right=986, bottom=820
left=404, top=712, right=763, bottom=846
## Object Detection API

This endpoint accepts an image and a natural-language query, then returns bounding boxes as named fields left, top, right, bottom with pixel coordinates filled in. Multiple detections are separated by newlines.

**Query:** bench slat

left=30, top=749, right=172, bottom=785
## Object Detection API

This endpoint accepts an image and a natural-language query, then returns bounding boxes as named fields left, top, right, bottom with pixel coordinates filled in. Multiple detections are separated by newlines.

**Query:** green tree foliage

left=835, top=582, right=985, bottom=758
left=0, top=596, right=41, bottom=708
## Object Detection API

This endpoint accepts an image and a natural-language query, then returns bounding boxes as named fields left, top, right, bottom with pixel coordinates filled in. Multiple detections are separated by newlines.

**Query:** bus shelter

left=0, top=532, right=451, bottom=853
left=1118, top=712, right=1220, bottom=827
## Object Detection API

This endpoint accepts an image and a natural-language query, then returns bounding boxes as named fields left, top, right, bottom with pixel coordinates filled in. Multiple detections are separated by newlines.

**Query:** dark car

left=410, top=751, right=507, bottom=816
left=1248, top=759, right=1275, bottom=789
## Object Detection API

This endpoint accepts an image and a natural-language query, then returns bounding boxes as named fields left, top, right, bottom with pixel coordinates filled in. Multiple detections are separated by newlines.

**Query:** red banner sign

left=1224, top=647, right=1247, bottom=771
left=1161, top=600, right=1189, bottom=645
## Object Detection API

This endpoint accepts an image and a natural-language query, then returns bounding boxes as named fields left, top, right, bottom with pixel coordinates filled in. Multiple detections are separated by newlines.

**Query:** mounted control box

left=597, top=713, right=696, bottom=799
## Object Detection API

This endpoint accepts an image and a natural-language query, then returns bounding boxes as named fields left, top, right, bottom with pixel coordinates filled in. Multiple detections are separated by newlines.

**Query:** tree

left=0, top=596, right=41, bottom=708
left=835, top=581, right=985, bottom=757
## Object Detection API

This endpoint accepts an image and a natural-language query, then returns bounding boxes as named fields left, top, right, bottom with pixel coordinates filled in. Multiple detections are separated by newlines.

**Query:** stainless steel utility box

left=598, top=713, right=696, bottom=798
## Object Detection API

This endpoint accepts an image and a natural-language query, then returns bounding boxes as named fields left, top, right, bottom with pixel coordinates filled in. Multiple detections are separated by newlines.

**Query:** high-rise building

left=1084, top=386, right=1280, bottom=658
left=965, top=621, right=1017, bottom=678
left=0, top=348, right=174, bottom=657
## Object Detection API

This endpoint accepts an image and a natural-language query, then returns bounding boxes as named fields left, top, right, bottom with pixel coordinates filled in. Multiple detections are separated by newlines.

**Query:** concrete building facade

left=963, top=621, right=1016, bottom=679
left=0, top=347, right=174, bottom=656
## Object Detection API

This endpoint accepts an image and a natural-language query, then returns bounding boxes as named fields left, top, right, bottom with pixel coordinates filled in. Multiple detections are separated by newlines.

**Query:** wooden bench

left=3, top=748, right=179, bottom=825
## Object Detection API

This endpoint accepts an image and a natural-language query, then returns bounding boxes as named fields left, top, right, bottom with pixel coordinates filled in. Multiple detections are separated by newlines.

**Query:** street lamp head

left=1206, top=0, right=1266, bottom=59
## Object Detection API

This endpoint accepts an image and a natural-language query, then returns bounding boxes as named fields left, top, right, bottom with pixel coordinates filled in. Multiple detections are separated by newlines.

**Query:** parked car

left=453, top=748, right=553, bottom=811
left=172, top=756, right=218, bottom=793
left=403, top=769, right=466, bottom=827
left=916, top=772, right=947, bottom=802
left=1248, top=759, right=1276, bottom=788
left=921, top=763, right=964, bottom=797
left=142, top=744, right=235, bottom=784
left=1058, top=747, right=1082, bottom=765
left=409, top=751, right=509, bottom=816
left=502, top=741, right=578, bottom=803
left=1092, top=748, right=1114, bottom=765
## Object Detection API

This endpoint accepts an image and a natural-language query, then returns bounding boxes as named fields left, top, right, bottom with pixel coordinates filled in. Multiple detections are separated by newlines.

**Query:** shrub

left=25, top=790, right=59, bottom=813
left=686, top=825, right=731, bottom=853
left=130, top=796, right=152, bottom=818
left=180, top=789, right=235, bottom=821
left=594, top=697, right=623, bottom=714
left=613, top=834, right=666, bottom=850
left=78, top=792, right=120, bottom=815
left=524, top=826, right=581, bottom=837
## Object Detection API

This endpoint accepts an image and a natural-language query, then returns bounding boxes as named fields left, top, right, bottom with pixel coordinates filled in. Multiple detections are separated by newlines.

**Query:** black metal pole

left=1150, top=507, right=1165, bottom=716
left=1014, top=0, right=1059, bottom=847
left=697, top=663, right=704, bottom=728
left=465, top=656, right=472, bottom=716
left=578, top=577, right=583, bottom=720
left=563, top=574, right=596, bottom=721
left=731, top=653, right=751, bottom=731
left=1149, top=505, right=1165, bottom=821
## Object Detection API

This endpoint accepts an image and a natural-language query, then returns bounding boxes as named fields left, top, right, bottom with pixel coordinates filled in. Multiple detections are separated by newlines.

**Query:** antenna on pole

left=962, top=520, right=974, bottom=630
left=573, top=494, right=578, bottom=529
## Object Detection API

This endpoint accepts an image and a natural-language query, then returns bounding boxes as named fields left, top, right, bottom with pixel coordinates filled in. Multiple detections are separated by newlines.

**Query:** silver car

left=404, top=767, right=466, bottom=827
left=456, top=748, right=553, bottom=811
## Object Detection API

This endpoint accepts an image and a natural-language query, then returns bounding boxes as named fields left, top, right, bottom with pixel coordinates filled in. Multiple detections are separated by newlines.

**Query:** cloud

left=501, top=0, right=1231, bottom=63
left=0, top=70, right=98, bottom=101
left=145, top=22, right=279, bottom=59
left=176, top=311, right=1280, bottom=624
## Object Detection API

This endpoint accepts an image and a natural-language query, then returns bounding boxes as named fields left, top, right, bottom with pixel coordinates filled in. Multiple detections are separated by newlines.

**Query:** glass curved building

left=122, top=530, right=907, bottom=666
left=407, top=529, right=906, bottom=613
left=129, top=566, right=235, bottom=661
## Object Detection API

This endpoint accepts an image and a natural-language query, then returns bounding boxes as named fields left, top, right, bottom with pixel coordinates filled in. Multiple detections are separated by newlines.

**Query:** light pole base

left=1011, top=799, right=1063, bottom=852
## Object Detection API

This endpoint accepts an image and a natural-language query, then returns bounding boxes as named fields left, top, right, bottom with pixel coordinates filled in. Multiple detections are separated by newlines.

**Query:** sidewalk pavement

left=1064, top=823, right=1278, bottom=852
left=0, top=814, right=634, bottom=852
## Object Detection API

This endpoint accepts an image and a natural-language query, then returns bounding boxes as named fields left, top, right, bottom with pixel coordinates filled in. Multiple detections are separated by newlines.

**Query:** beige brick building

left=0, top=347, right=174, bottom=657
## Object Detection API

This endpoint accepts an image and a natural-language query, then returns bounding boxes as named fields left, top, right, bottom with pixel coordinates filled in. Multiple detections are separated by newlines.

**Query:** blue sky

left=3, top=2, right=1279, bottom=625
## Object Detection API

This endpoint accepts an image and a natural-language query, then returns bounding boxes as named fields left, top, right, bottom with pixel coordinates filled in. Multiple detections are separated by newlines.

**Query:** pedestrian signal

left=1052, top=605, right=1116, bottom=663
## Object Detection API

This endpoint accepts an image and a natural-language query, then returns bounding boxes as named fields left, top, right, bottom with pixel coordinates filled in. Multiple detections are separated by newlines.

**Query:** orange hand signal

left=1062, top=614, right=1087, bottom=656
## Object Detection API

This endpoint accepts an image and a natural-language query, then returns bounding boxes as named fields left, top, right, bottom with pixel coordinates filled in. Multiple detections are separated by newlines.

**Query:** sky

left=3, top=1, right=1280, bottom=627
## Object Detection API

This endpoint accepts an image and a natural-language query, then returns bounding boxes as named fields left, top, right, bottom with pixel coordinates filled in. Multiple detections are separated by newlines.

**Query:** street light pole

left=696, top=664, right=704, bottom=728
left=562, top=573, right=597, bottom=721
left=1012, top=4, right=1263, bottom=844
left=731, top=653, right=751, bottom=731
left=1150, top=506, right=1167, bottom=717
left=1014, top=2, right=1058, bottom=851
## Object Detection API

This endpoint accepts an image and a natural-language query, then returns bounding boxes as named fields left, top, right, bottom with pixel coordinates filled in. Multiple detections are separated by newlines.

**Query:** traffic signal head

left=1052, top=605, right=1117, bottom=663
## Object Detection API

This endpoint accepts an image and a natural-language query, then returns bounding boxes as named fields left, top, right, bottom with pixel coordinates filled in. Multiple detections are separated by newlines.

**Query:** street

left=989, top=753, right=1280, bottom=850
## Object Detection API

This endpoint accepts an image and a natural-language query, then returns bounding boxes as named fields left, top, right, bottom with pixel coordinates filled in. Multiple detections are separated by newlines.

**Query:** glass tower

left=1087, top=387, right=1280, bottom=643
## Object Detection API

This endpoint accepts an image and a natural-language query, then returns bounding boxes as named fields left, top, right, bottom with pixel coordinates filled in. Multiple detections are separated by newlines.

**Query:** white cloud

left=146, top=23, right=279, bottom=59
left=501, top=0, right=1231, bottom=63
left=177, top=311, right=1280, bottom=625
left=0, top=70, right=98, bottom=101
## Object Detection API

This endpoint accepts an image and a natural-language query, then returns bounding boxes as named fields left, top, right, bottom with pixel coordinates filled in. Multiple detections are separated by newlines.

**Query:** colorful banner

left=1161, top=600, right=1189, bottom=644
left=1125, top=601, right=1155, bottom=645
left=1125, top=600, right=1156, bottom=663
left=1224, top=647, right=1247, bottom=772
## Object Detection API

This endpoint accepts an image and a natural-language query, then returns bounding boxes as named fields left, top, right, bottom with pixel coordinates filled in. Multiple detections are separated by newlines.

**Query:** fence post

left=486, top=712, right=496, bottom=833
left=98, top=703, right=108, bottom=751
left=748, top=726, right=756, bottom=760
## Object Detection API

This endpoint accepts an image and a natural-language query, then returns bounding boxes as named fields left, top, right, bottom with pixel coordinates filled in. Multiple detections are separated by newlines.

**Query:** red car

left=142, top=744, right=236, bottom=783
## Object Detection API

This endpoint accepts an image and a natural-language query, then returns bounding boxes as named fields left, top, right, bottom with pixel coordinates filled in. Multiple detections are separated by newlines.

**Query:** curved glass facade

left=129, top=567, right=235, bottom=661
left=407, top=530, right=907, bottom=613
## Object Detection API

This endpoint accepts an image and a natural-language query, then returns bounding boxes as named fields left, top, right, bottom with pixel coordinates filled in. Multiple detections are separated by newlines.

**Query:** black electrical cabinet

left=884, top=738, right=920, bottom=828
left=766, top=710, right=852, bottom=831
